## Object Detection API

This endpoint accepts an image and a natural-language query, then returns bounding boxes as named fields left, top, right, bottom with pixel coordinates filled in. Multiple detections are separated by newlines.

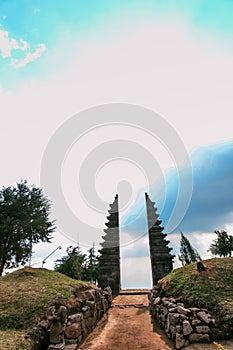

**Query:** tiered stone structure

left=145, top=192, right=175, bottom=285
left=98, top=194, right=120, bottom=296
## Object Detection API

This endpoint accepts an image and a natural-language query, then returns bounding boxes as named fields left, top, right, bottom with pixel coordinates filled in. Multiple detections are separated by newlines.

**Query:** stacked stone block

left=29, top=287, right=112, bottom=350
left=149, top=286, right=217, bottom=349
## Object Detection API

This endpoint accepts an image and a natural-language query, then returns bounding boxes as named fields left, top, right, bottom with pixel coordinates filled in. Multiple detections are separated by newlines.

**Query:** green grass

left=0, top=267, right=90, bottom=330
left=0, top=330, right=27, bottom=350
left=0, top=267, right=92, bottom=349
left=162, top=257, right=233, bottom=312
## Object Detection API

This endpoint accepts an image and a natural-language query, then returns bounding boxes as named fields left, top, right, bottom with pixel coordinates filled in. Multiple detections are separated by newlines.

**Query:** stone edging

left=28, top=286, right=112, bottom=350
left=149, top=285, right=217, bottom=349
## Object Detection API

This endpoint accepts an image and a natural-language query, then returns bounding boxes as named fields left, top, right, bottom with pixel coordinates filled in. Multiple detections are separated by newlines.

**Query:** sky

left=1, top=0, right=233, bottom=288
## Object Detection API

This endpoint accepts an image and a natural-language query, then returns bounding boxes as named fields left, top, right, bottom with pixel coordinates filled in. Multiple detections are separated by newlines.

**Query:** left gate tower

left=98, top=194, right=120, bottom=296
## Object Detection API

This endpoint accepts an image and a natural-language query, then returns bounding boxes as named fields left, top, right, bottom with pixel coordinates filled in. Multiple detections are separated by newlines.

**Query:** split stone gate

left=98, top=193, right=175, bottom=295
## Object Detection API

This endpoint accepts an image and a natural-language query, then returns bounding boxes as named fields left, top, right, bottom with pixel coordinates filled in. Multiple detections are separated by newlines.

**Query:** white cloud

left=0, top=27, right=29, bottom=58
left=0, top=24, right=45, bottom=67
left=0, top=28, right=16, bottom=58
left=11, top=43, right=46, bottom=68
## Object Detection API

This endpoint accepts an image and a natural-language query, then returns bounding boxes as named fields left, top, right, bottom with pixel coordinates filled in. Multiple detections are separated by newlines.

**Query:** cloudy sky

left=1, top=0, right=233, bottom=288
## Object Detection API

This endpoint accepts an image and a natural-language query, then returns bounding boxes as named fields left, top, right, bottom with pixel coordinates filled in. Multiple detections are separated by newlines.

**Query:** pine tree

left=0, top=180, right=55, bottom=275
left=178, top=232, right=201, bottom=266
left=54, top=245, right=86, bottom=280
left=85, top=244, right=99, bottom=284
left=209, top=230, right=233, bottom=257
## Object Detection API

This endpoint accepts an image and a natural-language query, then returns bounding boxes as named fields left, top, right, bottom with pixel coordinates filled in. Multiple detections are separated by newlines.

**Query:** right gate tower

left=145, top=192, right=175, bottom=286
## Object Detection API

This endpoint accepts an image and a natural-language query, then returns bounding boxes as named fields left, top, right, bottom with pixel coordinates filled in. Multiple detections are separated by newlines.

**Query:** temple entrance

left=98, top=193, right=174, bottom=295
left=120, top=232, right=152, bottom=289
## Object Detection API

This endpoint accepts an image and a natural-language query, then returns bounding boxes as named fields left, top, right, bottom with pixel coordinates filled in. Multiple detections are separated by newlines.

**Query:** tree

left=54, top=245, right=87, bottom=280
left=0, top=180, right=55, bottom=275
left=178, top=232, right=201, bottom=266
left=54, top=244, right=99, bottom=283
left=209, top=230, right=233, bottom=257
left=84, top=244, right=99, bottom=284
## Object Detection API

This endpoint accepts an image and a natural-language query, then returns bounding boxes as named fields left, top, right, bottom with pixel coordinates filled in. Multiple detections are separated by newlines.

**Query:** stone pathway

left=77, top=293, right=233, bottom=350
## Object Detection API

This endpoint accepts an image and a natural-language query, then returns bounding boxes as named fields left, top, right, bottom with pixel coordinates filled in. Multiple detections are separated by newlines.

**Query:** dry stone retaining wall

left=28, top=286, right=112, bottom=350
left=149, top=285, right=217, bottom=349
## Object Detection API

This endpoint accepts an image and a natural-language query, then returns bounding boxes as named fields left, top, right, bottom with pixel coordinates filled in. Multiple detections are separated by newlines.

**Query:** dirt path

left=78, top=294, right=174, bottom=350
left=78, top=293, right=233, bottom=350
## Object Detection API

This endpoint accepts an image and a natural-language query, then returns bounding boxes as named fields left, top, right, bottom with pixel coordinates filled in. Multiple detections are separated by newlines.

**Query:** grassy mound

left=160, top=257, right=233, bottom=339
left=162, top=257, right=233, bottom=312
left=0, top=267, right=91, bottom=331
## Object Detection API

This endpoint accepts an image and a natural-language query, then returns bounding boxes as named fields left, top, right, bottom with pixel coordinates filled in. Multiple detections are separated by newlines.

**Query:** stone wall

left=28, top=286, right=112, bottom=350
left=149, top=285, right=217, bottom=349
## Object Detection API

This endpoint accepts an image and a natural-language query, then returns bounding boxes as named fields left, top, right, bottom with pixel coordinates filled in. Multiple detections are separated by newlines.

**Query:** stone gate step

left=119, top=289, right=150, bottom=295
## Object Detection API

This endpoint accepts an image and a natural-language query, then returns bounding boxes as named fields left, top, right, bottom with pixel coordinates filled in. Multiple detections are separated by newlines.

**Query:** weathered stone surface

left=64, top=345, right=77, bottom=350
left=170, top=325, right=176, bottom=337
left=65, top=338, right=78, bottom=344
left=179, top=314, right=188, bottom=320
left=83, top=310, right=92, bottom=319
left=177, top=303, right=184, bottom=307
left=175, top=333, right=185, bottom=349
left=162, top=297, right=170, bottom=303
left=102, top=298, right=109, bottom=313
left=82, top=306, right=90, bottom=313
left=169, top=297, right=177, bottom=304
left=49, top=344, right=65, bottom=350
left=197, top=311, right=211, bottom=324
left=83, top=317, right=95, bottom=328
left=189, top=333, right=210, bottom=343
left=189, top=307, right=200, bottom=313
left=86, top=301, right=96, bottom=309
left=169, top=307, right=177, bottom=313
left=177, top=305, right=191, bottom=315
left=68, top=313, right=83, bottom=323
left=77, top=335, right=82, bottom=344
left=176, top=325, right=182, bottom=333
left=182, top=320, right=193, bottom=336
left=81, top=323, right=89, bottom=338
left=169, top=313, right=180, bottom=326
left=81, top=290, right=96, bottom=301
left=159, top=314, right=166, bottom=323
left=195, top=325, right=210, bottom=333
left=191, top=318, right=201, bottom=326
left=154, top=297, right=161, bottom=305
left=48, top=295, right=67, bottom=345
left=65, top=323, right=82, bottom=339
